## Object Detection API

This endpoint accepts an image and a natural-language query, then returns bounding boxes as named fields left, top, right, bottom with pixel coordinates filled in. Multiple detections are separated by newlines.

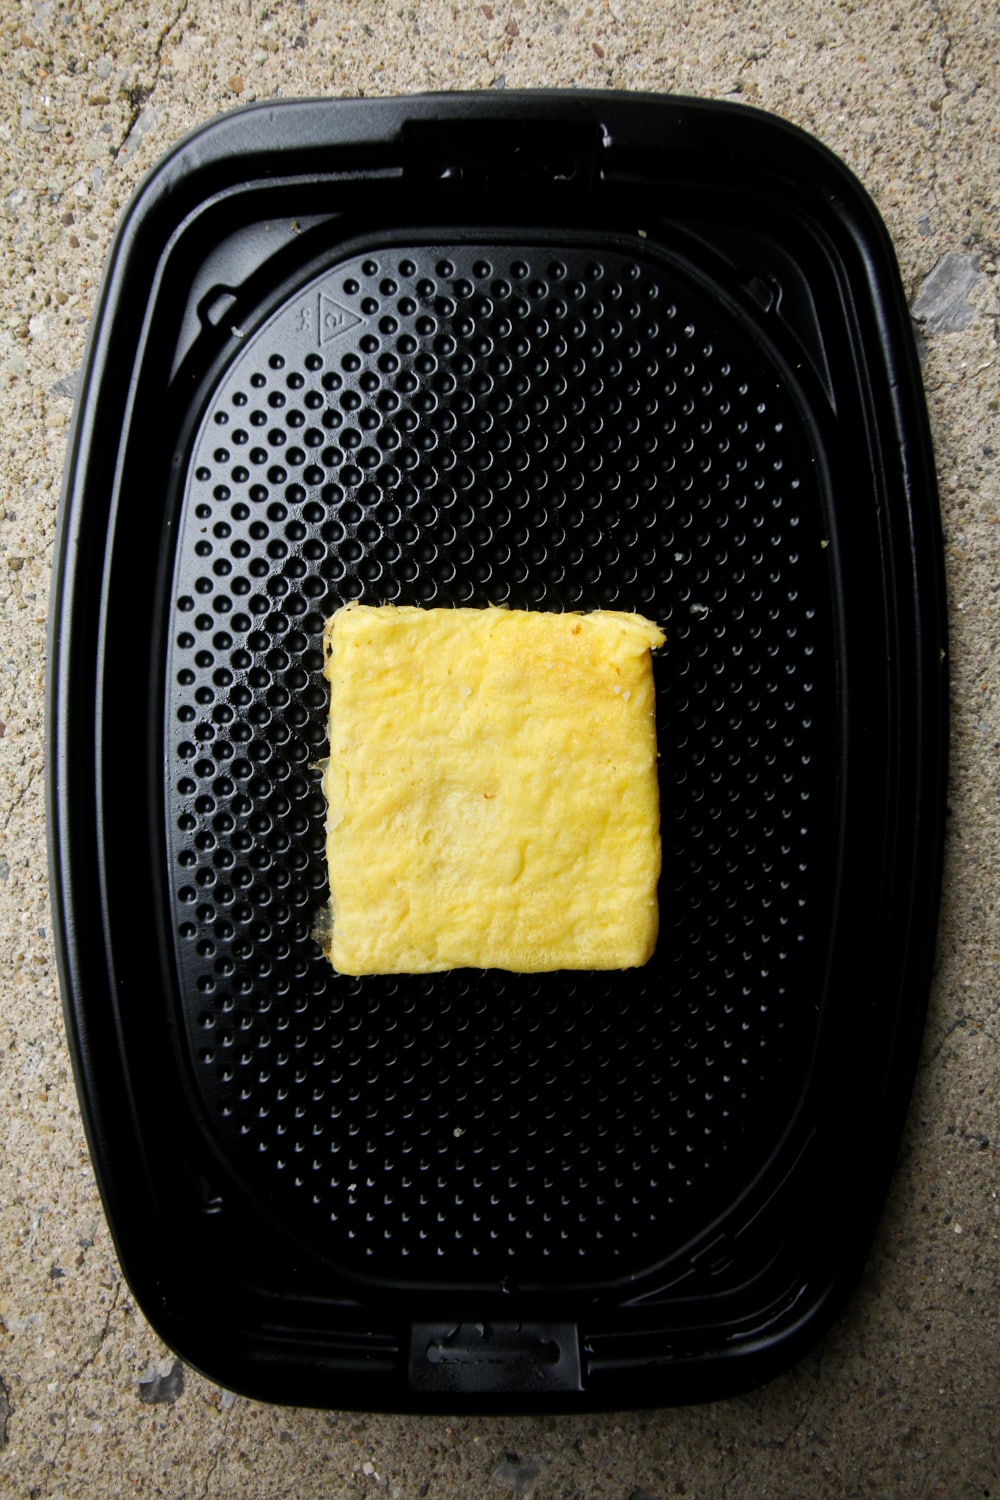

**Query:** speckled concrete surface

left=1, top=2, right=998, bottom=1496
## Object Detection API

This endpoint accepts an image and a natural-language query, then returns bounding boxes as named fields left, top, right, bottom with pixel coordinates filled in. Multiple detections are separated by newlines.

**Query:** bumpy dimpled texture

left=167, top=243, right=835, bottom=1288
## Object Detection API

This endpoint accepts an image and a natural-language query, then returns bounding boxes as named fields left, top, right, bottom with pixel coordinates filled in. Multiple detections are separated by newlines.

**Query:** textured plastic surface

left=48, top=93, right=947, bottom=1410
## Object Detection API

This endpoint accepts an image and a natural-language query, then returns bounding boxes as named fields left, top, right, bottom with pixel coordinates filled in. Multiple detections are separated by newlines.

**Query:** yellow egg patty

left=322, top=604, right=664, bottom=974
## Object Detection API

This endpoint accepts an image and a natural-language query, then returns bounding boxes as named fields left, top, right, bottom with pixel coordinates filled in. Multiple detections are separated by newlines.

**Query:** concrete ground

left=1, top=0, right=998, bottom=1495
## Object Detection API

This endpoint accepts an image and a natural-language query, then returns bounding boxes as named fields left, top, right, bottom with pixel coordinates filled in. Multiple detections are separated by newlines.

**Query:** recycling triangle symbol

left=318, top=292, right=364, bottom=344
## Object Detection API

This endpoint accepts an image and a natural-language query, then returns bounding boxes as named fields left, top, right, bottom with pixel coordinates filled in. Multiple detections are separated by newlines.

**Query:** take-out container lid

left=47, top=91, right=947, bottom=1410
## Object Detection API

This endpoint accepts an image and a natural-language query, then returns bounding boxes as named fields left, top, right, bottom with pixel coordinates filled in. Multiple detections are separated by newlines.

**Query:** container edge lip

left=86, top=1260, right=845, bottom=1415
left=105, top=88, right=894, bottom=250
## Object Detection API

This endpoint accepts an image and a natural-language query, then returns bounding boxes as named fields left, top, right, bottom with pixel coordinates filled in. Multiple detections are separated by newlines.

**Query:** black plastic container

left=47, top=93, right=947, bottom=1409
